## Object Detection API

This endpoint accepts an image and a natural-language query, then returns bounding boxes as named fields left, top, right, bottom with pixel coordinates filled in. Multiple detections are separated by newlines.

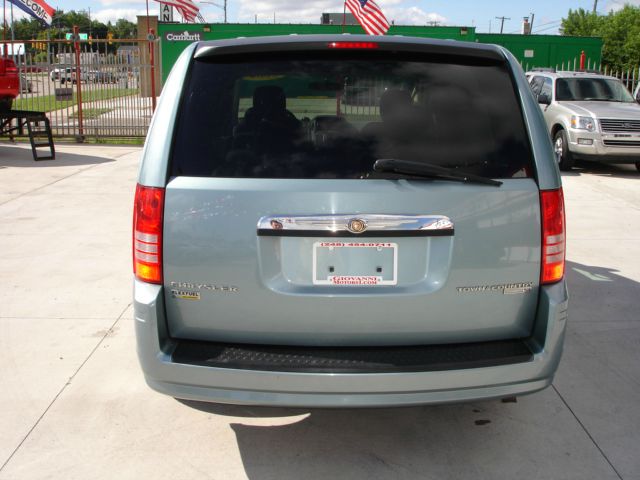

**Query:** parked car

left=134, top=35, right=568, bottom=407
left=49, top=67, right=62, bottom=81
left=527, top=69, right=640, bottom=171
left=91, top=70, right=117, bottom=84
left=59, top=67, right=90, bottom=84
left=0, top=57, right=20, bottom=110
left=19, top=74, right=32, bottom=93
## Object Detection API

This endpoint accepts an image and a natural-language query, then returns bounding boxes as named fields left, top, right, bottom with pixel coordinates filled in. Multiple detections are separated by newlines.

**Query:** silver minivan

left=133, top=35, right=568, bottom=407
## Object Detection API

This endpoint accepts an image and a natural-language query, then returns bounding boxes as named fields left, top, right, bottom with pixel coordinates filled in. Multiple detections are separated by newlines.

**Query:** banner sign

left=159, top=3, right=173, bottom=23
left=65, top=33, right=89, bottom=41
left=8, top=0, right=55, bottom=26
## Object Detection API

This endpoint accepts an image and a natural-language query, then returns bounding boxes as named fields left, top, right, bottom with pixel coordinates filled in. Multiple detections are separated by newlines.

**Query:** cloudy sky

left=7, top=0, right=640, bottom=32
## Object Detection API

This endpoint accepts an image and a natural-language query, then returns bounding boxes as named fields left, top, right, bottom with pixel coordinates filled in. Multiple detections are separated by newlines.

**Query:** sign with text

left=8, top=0, right=54, bottom=26
left=65, top=33, right=89, bottom=41
left=160, top=3, right=174, bottom=22
left=163, top=31, right=202, bottom=42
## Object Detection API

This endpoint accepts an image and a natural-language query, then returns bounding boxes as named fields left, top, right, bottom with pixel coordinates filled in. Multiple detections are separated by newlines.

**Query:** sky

left=6, top=0, right=640, bottom=33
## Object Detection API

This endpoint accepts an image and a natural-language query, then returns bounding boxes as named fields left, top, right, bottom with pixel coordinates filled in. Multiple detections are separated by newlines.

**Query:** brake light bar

left=5, top=60, right=17, bottom=74
left=328, top=42, right=379, bottom=49
left=540, top=188, right=566, bottom=284
left=133, top=184, right=165, bottom=284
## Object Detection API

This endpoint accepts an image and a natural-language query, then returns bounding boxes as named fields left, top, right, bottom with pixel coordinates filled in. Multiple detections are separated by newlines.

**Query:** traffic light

left=107, top=32, right=113, bottom=45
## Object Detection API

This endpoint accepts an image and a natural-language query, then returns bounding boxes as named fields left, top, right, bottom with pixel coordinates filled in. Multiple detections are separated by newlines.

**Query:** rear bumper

left=134, top=279, right=568, bottom=407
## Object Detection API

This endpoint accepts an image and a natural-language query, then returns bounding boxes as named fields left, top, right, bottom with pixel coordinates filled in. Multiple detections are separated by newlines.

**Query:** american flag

left=345, top=0, right=390, bottom=36
left=155, top=0, right=200, bottom=22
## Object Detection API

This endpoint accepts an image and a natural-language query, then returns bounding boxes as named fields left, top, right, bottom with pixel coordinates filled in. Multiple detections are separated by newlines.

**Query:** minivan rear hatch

left=162, top=41, right=541, bottom=346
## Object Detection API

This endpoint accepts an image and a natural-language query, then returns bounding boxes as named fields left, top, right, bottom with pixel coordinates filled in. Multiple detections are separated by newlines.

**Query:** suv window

left=171, top=52, right=533, bottom=179
left=555, top=77, right=635, bottom=103
left=540, top=77, right=553, bottom=98
left=530, top=76, right=544, bottom=96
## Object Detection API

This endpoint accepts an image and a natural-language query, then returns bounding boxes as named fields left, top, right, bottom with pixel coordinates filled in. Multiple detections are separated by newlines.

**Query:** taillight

left=133, top=184, right=164, bottom=284
left=540, top=188, right=565, bottom=284
left=5, top=60, right=17, bottom=74
left=328, top=42, right=379, bottom=49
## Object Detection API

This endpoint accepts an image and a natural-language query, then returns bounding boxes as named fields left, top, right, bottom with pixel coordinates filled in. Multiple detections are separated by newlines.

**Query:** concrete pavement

left=0, top=143, right=638, bottom=479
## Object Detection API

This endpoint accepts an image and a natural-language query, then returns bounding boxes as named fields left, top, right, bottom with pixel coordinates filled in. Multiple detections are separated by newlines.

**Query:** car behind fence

left=5, top=38, right=157, bottom=139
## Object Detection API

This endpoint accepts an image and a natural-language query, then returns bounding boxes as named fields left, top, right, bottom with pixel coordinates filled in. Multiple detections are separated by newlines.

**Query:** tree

left=561, top=5, right=640, bottom=70
left=561, top=8, right=604, bottom=36
left=112, top=19, right=137, bottom=39
left=599, top=5, right=640, bottom=70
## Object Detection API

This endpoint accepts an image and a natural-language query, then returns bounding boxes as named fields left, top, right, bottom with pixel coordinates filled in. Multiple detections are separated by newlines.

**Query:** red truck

left=0, top=56, right=20, bottom=111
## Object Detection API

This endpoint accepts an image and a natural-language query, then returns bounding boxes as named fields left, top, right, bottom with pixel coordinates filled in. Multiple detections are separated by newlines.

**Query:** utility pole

left=495, top=16, right=510, bottom=34
left=593, top=0, right=598, bottom=13
left=530, top=12, right=535, bottom=31
left=201, top=0, right=227, bottom=23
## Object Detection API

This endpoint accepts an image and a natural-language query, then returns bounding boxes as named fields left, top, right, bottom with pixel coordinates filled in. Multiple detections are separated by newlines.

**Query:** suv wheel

left=635, top=162, right=640, bottom=173
left=554, top=130, right=574, bottom=171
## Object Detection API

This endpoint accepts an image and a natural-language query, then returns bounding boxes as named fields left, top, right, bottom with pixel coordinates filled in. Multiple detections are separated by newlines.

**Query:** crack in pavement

left=0, top=302, right=132, bottom=473
left=552, top=384, right=624, bottom=480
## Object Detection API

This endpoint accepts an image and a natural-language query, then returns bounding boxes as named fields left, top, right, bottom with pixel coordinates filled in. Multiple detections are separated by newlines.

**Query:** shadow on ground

left=0, top=142, right=116, bottom=168
left=562, top=160, right=639, bottom=178
left=176, top=260, right=638, bottom=479
left=565, top=260, right=638, bottom=323
left=181, top=399, right=519, bottom=478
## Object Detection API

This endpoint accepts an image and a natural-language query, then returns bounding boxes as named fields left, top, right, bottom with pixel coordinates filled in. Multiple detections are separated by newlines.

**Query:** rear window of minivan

left=170, top=51, right=533, bottom=179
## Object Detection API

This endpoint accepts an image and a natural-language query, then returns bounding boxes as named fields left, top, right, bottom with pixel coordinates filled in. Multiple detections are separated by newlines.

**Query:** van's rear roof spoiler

left=194, top=34, right=507, bottom=63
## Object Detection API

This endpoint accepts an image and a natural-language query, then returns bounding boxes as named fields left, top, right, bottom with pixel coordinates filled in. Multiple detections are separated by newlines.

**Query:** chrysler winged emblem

left=347, top=218, right=368, bottom=234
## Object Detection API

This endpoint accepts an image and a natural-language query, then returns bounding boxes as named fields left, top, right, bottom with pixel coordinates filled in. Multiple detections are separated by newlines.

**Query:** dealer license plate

left=312, top=241, right=398, bottom=286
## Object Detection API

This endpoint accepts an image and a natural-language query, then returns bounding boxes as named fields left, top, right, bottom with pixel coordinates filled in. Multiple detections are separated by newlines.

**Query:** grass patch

left=90, top=137, right=145, bottom=145
left=13, top=88, right=137, bottom=112
left=70, top=108, right=112, bottom=119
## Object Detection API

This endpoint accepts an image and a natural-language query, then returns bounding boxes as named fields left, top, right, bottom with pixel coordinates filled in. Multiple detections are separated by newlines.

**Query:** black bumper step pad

left=172, top=338, right=533, bottom=373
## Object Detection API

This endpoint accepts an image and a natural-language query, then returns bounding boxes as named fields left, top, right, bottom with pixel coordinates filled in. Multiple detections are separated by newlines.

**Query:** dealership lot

left=0, top=143, right=638, bottom=479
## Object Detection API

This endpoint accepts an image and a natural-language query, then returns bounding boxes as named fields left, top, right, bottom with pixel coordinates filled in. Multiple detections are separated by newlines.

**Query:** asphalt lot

left=0, top=143, right=638, bottom=479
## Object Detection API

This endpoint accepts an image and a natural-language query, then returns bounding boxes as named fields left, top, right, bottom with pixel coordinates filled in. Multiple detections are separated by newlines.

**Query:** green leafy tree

left=599, top=5, right=640, bottom=70
left=113, top=19, right=137, bottom=39
left=561, top=5, right=640, bottom=70
left=561, top=8, right=604, bottom=36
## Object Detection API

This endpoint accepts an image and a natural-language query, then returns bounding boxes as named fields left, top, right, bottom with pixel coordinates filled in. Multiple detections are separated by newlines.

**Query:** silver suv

left=527, top=69, right=640, bottom=171
left=133, top=35, right=568, bottom=407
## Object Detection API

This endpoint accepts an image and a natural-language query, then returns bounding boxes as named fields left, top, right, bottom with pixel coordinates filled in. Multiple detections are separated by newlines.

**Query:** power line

left=534, top=21, right=563, bottom=34
left=495, top=16, right=510, bottom=34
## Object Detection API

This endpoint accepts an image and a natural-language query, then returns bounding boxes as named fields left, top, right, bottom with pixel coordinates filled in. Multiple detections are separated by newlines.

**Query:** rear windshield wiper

left=373, top=159, right=503, bottom=187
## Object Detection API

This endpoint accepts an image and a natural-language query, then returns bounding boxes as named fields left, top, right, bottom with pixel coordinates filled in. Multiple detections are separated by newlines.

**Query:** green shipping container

left=476, top=33, right=603, bottom=71
left=158, top=23, right=475, bottom=82
left=157, top=23, right=603, bottom=83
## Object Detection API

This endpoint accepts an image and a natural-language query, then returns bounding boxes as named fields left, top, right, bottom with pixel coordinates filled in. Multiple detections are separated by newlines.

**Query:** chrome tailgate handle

left=257, top=214, right=454, bottom=237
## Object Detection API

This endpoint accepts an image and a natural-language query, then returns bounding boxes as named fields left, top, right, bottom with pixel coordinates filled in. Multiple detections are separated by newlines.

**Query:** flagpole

left=342, top=0, right=346, bottom=33
left=10, top=1, right=14, bottom=42
left=2, top=0, right=6, bottom=58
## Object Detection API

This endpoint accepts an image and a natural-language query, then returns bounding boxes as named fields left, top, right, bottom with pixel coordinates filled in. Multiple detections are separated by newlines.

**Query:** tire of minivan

left=635, top=161, right=640, bottom=173
left=553, top=130, right=574, bottom=171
